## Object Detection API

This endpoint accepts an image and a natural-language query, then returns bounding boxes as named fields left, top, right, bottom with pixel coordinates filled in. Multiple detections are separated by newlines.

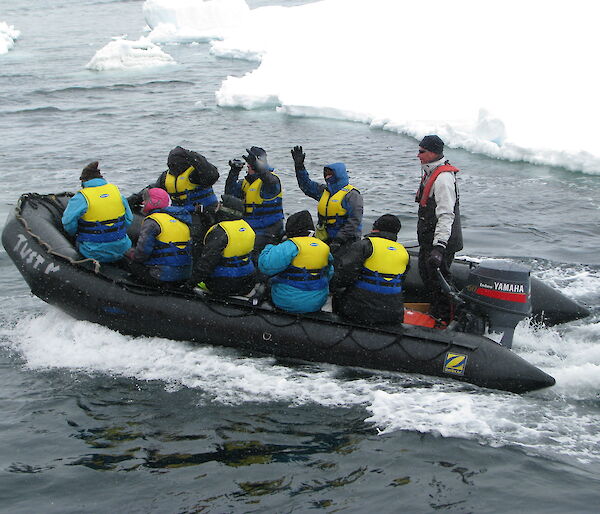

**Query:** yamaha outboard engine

left=459, top=260, right=531, bottom=348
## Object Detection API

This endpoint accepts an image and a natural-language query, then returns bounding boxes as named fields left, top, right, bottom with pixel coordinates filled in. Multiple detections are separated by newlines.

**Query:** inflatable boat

left=2, top=193, right=590, bottom=393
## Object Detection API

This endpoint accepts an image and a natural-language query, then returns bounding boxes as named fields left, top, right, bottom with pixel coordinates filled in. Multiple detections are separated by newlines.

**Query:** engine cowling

left=460, top=260, right=531, bottom=348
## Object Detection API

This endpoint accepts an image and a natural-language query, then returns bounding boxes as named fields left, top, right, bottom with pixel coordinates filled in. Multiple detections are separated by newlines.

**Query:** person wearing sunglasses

left=414, top=135, right=463, bottom=323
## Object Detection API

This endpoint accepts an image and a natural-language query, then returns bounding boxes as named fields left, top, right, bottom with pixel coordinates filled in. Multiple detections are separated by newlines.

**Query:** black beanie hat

left=285, top=210, right=315, bottom=238
left=168, top=146, right=215, bottom=177
left=80, top=161, right=102, bottom=182
left=419, top=135, right=444, bottom=155
left=248, top=146, right=267, bottom=159
left=373, top=214, right=401, bottom=235
left=167, top=146, right=194, bottom=175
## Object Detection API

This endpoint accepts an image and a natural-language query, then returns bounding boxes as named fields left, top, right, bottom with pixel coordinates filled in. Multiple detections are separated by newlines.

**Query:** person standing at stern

left=415, top=135, right=463, bottom=322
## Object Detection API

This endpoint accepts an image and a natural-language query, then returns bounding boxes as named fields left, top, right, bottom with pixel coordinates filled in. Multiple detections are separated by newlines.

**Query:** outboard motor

left=459, top=260, right=531, bottom=348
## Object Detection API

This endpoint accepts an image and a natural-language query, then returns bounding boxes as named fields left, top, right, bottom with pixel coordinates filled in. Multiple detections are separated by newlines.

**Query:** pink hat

left=142, top=188, right=171, bottom=214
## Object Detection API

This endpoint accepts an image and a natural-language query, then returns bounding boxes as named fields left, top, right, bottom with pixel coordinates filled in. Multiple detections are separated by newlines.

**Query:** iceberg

left=86, top=36, right=176, bottom=71
left=0, top=21, right=20, bottom=55
left=142, top=0, right=600, bottom=174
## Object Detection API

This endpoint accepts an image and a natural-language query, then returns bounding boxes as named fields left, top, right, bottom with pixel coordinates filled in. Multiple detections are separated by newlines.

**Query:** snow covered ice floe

left=140, top=0, right=600, bottom=174
left=143, top=0, right=250, bottom=43
left=0, top=21, right=20, bottom=55
left=86, top=36, right=175, bottom=71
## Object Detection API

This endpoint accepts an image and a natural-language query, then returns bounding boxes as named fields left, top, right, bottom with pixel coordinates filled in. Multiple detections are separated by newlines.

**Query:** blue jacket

left=62, top=178, right=132, bottom=263
left=131, top=206, right=193, bottom=282
left=259, top=240, right=334, bottom=314
left=295, top=162, right=363, bottom=242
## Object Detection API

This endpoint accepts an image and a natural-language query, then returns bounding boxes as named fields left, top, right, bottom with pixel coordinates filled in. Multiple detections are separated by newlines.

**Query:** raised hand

left=291, top=145, right=305, bottom=171
left=228, top=158, right=245, bottom=170
left=243, top=148, right=268, bottom=174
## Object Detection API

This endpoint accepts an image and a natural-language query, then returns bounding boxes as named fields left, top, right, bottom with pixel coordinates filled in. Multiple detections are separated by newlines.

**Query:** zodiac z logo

left=443, top=352, right=467, bottom=376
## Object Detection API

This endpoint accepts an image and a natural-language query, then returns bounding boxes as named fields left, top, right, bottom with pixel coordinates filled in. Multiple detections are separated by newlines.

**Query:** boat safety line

left=16, top=193, right=102, bottom=274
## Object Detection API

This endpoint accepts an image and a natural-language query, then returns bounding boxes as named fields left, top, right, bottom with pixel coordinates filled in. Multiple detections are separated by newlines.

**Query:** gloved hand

left=328, top=239, right=343, bottom=255
left=198, top=210, right=216, bottom=229
left=243, top=148, right=269, bottom=174
left=228, top=158, right=245, bottom=171
left=220, top=194, right=244, bottom=218
left=127, top=193, right=143, bottom=210
left=428, top=245, right=445, bottom=269
left=291, top=145, right=305, bottom=171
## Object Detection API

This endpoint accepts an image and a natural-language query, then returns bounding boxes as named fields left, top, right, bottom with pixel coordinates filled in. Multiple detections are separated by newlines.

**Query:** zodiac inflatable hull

left=3, top=193, right=588, bottom=393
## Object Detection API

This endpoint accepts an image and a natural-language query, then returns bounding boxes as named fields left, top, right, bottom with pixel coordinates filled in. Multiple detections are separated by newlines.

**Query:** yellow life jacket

left=240, top=174, right=283, bottom=228
left=205, top=220, right=256, bottom=278
left=164, top=166, right=195, bottom=197
left=164, top=166, right=217, bottom=209
left=356, top=236, right=409, bottom=294
left=290, top=237, right=330, bottom=269
left=274, top=236, right=330, bottom=290
left=77, top=183, right=127, bottom=243
left=147, top=212, right=190, bottom=246
left=145, top=212, right=192, bottom=267
left=316, top=184, right=358, bottom=241
left=317, top=185, right=356, bottom=224
left=205, top=220, right=255, bottom=257
left=80, top=183, right=125, bottom=222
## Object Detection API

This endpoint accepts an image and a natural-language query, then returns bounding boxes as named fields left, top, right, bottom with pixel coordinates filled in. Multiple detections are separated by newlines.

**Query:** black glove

left=127, top=193, right=143, bottom=210
left=243, top=148, right=269, bottom=174
left=228, top=158, right=245, bottom=171
left=428, top=245, right=445, bottom=269
left=328, top=239, right=342, bottom=255
left=291, top=145, right=305, bottom=171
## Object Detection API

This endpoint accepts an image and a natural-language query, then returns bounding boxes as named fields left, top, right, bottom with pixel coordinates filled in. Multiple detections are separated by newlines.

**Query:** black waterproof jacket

left=331, top=231, right=408, bottom=326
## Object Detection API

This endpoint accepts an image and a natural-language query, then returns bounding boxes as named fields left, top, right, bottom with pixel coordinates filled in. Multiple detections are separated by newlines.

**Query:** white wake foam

left=4, top=301, right=600, bottom=464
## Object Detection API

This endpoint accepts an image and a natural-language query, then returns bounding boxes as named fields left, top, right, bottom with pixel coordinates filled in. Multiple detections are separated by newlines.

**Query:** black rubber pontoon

left=3, top=193, right=587, bottom=393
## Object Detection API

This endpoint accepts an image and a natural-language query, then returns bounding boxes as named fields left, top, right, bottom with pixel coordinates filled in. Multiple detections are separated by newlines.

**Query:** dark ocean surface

left=1, top=1, right=599, bottom=512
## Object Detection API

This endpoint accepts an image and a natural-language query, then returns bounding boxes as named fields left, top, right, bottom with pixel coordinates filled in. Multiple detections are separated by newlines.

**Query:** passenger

left=331, top=215, right=409, bottom=326
left=415, top=135, right=463, bottom=322
left=128, top=146, right=219, bottom=214
left=259, top=210, right=333, bottom=314
left=195, top=208, right=257, bottom=297
left=291, top=145, right=363, bottom=256
left=128, top=146, right=219, bottom=266
left=62, top=161, right=132, bottom=263
left=125, top=188, right=192, bottom=286
left=225, top=146, right=284, bottom=260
